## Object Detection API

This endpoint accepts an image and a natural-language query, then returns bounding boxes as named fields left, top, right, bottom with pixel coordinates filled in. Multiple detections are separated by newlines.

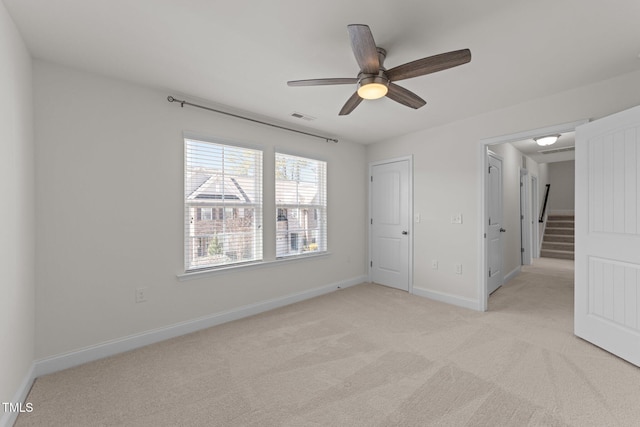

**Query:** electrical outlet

left=415, top=214, right=421, bottom=223
left=451, top=213, right=463, bottom=224
left=135, top=287, right=148, bottom=303
left=432, top=260, right=438, bottom=269
left=454, top=264, right=463, bottom=275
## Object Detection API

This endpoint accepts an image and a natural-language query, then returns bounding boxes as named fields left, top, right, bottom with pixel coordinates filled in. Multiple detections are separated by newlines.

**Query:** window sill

left=177, top=251, right=330, bottom=282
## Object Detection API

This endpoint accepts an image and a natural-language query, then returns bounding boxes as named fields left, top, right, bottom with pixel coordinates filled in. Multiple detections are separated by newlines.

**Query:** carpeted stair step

left=544, top=235, right=574, bottom=243
left=542, top=241, right=574, bottom=251
left=540, top=248, right=574, bottom=260
left=545, top=227, right=574, bottom=236
left=548, top=215, right=575, bottom=221
left=547, top=220, right=574, bottom=228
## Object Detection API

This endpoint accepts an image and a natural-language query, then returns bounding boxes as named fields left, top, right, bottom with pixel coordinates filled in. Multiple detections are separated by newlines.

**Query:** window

left=275, top=153, right=327, bottom=258
left=184, top=138, right=262, bottom=271
left=199, top=208, right=213, bottom=221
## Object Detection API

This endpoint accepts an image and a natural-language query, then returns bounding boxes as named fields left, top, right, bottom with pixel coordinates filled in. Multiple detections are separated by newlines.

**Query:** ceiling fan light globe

left=358, top=82, right=388, bottom=99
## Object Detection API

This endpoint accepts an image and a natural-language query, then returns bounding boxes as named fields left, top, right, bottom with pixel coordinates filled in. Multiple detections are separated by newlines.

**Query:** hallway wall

left=548, top=160, right=575, bottom=213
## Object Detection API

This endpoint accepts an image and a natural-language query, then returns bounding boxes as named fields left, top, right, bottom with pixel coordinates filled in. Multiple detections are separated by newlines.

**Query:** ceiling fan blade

left=287, top=78, right=358, bottom=87
left=339, top=92, right=363, bottom=116
left=386, top=83, right=426, bottom=109
left=386, top=49, right=471, bottom=82
left=347, top=24, right=379, bottom=74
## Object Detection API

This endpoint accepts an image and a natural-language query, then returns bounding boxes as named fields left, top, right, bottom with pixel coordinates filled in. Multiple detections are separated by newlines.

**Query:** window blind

left=275, top=152, right=327, bottom=258
left=184, top=138, right=263, bottom=271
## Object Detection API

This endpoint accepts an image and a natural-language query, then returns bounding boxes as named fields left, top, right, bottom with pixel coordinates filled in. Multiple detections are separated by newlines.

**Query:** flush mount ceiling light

left=357, top=75, right=389, bottom=100
left=534, top=135, right=560, bottom=146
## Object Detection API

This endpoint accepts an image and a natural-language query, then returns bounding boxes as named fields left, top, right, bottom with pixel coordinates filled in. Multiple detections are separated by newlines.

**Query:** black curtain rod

left=167, top=96, right=338, bottom=143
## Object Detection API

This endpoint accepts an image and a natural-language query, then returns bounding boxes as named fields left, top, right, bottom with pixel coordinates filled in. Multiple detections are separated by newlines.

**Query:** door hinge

left=521, top=215, right=524, bottom=220
left=371, top=176, right=373, bottom=182
left=521, top=248, right=525, bottom=253
left=489, top=268, right=492, bottom=277
left=484, top=233, right=486, bottom=238
left=371, top=218, right=373, bottom=225
left=370, top=261, right=373, bottom=267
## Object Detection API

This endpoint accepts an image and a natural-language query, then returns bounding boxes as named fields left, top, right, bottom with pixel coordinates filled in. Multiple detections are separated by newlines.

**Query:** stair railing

left=539, top=184, right=550, bottom=223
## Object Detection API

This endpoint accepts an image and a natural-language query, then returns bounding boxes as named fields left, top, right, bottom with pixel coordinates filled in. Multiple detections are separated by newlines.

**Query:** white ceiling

left=4, top=0, right=640, bottom=145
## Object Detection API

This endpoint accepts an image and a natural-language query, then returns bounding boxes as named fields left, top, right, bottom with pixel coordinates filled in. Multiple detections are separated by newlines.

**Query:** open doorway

left=477, top=120, right=586, bottom=311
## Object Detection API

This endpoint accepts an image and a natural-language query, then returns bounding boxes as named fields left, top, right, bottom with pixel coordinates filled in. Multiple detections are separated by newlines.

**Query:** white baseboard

left=504, top=266, right=521, bottom=284
left=0, top=364, right=35, bottom=427
left=412, top=287, right=481, bottom=311
left=35, top=275, right=366, bottom=377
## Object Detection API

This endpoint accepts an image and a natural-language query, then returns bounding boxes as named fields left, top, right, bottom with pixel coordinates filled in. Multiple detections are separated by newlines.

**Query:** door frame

left=531, top=175, right=540, bottom=258
left=368, top=156, right=414, bottom=293
left=520, top=168, right=532, bottom=265
left=477, top=119, right=587, bottom=311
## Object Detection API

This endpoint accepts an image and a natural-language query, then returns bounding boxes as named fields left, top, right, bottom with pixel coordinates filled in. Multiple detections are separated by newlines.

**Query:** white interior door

left=575, top=105, right=640, bottom=367
left=520, top=169, right=532, bottom=265
left=370, top=160, right=410, bottom=291
left=487, top=152, right=504, bottom=294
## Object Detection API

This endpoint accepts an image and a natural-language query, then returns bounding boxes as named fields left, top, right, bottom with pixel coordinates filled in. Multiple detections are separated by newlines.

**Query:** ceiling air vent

left=290, top=112, right=316, bottom=121
left=539, top=146, right=575, bottom=155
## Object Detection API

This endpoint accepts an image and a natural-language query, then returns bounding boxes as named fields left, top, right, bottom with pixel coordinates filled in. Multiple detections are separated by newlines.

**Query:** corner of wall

left=0, top=0, right=36, bottom=423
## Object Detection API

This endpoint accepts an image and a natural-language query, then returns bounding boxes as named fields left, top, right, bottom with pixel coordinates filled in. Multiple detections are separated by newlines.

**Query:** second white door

left=371, top=160, right=410, bottom=291
left=487, top=152, right=504, bottom=294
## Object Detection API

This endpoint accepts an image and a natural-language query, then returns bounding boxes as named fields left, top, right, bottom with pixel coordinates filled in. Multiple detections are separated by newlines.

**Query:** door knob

left=500, top=228, right=506, bottom=232
left=402, top=231, right=408, bottom=235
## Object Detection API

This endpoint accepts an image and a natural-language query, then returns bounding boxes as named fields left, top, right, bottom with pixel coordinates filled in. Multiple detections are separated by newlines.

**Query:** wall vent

left=540, top=146, right=575, bottom=155
left=290, top=112, right=316, bottom=121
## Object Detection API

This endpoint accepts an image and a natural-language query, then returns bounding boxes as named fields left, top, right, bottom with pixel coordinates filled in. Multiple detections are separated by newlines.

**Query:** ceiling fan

left=287, top=24, right=471, bottom=115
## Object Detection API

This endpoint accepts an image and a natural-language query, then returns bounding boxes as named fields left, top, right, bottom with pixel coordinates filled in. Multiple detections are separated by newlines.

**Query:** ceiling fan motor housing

left=357, top=48, right=389, bottom=99
left=358, top=73, right=389, bottom=87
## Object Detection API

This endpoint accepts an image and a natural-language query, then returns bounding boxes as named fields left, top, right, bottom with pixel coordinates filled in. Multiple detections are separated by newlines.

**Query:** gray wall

left=548, top=160, right=575, bottom=213
left=34, top=61, right=368, bottom=359
left=0, top=1, right=35, bottom=415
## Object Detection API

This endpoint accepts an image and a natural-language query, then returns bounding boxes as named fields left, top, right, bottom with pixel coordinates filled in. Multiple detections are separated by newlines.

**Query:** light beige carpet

left=16, top=258, right=640, bottom=426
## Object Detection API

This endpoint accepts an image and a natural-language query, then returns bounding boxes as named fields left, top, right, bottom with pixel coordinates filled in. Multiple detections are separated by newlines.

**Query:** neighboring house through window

left=275, top=152, right=327, bottom=258
left=184, top=138, right=263, bottom=271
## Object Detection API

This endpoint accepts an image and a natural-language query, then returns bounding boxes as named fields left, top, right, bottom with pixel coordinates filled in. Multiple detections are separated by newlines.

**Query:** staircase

left=541, top=214, right=574, bottom=260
